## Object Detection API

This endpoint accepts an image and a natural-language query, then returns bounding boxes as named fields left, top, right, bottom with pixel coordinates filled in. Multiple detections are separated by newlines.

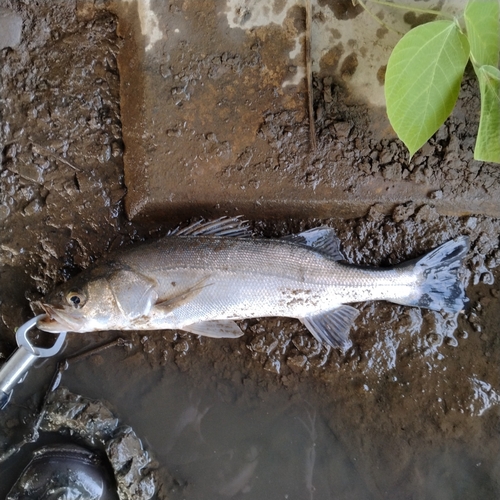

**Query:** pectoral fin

left=155, top=280, right=212, bottom=312
left=182, top=320, right=244, bottom=338
left=300, top=305, right=359, bottom=349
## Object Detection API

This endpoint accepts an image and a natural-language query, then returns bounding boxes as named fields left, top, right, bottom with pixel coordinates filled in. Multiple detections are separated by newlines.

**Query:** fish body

left=37, top=217, right=469, bottom=349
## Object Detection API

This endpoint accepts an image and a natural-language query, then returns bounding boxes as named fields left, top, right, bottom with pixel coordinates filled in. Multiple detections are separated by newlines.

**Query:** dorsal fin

left=283, top=227, right=344, bottom=260
left=169, top=216, right=252, bottom=238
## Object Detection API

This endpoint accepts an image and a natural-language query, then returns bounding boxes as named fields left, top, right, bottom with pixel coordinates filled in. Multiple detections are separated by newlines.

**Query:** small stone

left=392, top=202, right=415, bottom=222
left=379, top=150, right=393, bottom=164
left=292, top=335, right=321, bottom=357
left=468, top=313, right=481, bottom=333
left=23, top=198, right=43, bottom=216
left=287, top=354, right=307, bottom=370
left=415, top=204, right=438, bottom=222
left=466, top=217, right=477, bottom=229
left=166, top=129, right=182, bottom=137
left=382, top=163, right=401, bottom=180
left=111, top=140, right=123, bottom=157
left=18, top=163, right=44, bottom=184
left=250, top=323, right=266, bottom=334
left=264, top=358, right=281, bottom=374
left=0, top=204, right=10, bottom=221
left=367, top=203, right=385, bottom=221
left=174, top=340, right=189, bottom=354
left=160, top=64, right=172, bottom=78
left=334, top=122, right=352, bottom=139
left=0, top=8, right=22, bottom=50
left=429, top=189, right=443, bottom=199
left=4, top=143, right=17, bottom=159
left=249, top=334, right=278, bottom=355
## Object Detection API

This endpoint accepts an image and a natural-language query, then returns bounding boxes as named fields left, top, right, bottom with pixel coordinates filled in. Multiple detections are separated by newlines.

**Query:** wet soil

left=0, top=2, right=499, bottom=500
left=117, top=0, right=499, bottom=221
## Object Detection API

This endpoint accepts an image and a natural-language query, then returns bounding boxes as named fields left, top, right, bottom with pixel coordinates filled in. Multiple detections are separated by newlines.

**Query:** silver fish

left=36, top=217, right=469, bottom=349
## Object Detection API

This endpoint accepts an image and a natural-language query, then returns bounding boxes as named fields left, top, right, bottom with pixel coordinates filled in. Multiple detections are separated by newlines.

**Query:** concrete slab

left=112, top=0, right=499, bottom=221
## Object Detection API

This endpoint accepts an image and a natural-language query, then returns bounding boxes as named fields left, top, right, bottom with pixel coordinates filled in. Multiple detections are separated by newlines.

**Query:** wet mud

left=116, top=0, right=499, bottom=221
left=0, top=1, right=499, bottom=499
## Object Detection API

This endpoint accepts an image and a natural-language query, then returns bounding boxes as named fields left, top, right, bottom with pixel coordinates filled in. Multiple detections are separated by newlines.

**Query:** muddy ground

left=0, top=2, right=499, bottom=499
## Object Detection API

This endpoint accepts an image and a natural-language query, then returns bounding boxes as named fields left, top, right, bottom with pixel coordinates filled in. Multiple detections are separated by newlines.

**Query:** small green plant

left=380, top=0, right=500, bottom=163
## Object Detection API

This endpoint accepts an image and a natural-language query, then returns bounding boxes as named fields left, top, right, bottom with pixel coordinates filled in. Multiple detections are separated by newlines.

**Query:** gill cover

left=106, top=270, right=158, bottom=320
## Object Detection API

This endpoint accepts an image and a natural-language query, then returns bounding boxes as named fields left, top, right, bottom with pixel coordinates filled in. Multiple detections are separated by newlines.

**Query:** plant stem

left=355, top=0, right=403, bottom=35
left=366, top=0, right=455, bottom=20
left=306, top=0, right=316, bottom=151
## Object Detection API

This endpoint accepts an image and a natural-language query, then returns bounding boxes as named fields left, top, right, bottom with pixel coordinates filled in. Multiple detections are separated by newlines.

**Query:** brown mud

left=0, top=2, right=499, bottom=499
left=116, top=0, right=499, bottom=221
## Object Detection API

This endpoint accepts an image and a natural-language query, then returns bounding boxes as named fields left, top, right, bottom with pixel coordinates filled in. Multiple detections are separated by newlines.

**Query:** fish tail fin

left=401, top=236, right=469, bottom=313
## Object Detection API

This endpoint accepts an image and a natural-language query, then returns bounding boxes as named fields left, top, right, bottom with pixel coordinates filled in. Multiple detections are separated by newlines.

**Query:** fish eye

left=66, top=291, right=86, bottom=308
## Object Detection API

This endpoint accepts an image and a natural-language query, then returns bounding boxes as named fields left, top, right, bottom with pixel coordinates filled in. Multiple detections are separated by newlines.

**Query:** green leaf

left=464, top=0, right=499, bottom=67
left=474, top=65, right=500, bottom=163
left=385, top=20, right=470, bottom=157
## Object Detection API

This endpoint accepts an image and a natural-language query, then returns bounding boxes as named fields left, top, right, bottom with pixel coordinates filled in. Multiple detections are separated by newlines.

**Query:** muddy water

left=1, top=261, right=499, bottom=500
left=0, top=2, right=499, bottom=500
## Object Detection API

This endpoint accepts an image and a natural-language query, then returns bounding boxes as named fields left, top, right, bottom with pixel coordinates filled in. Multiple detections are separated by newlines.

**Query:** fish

left=36, top=217, right=469, bottom=350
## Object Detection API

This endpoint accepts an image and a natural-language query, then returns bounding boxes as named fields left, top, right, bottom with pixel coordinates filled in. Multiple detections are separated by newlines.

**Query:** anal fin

left=300, top=305, right=359, bottom=350
left=182, top=320, right=244, bottom=339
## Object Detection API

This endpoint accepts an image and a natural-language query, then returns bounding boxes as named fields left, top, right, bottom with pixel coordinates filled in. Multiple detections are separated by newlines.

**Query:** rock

left=0, top=8, right=22, bottom=50
left=0, top=204, right=10, bottom=221
left=392, top=202, right=415, bottom=222
left=382, top=163, right=402, bottom=180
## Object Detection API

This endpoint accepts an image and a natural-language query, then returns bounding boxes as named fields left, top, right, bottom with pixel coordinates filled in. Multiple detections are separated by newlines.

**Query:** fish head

left=36, top=269, right=124, bottom=333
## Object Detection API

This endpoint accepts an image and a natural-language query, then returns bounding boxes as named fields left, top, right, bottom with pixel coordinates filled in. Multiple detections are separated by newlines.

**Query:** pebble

left=429, top=190, right=443, bottom=199
left=23, top=198, right=43, bottom=216
left=287, top=354, right=307, bottom=370
left=0, top=8, right=22, bottom=50
left=0, top=204, right=10, bottom=221
left=392, top=202, right=415, bottom=222
left=382, top=163, right=402, bottom=180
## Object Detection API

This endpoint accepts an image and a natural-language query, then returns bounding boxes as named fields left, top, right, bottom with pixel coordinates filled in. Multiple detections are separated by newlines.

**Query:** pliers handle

left=0, top=315, right=66, bottom=409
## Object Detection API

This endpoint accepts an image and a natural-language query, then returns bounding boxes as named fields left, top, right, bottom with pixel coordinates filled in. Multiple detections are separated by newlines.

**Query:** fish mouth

left=37, top=304, right=85, bottom=333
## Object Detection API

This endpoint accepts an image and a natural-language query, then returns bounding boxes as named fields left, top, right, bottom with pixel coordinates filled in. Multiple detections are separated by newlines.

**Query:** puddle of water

left=59, top=351, right=372, bottom=500
left=0, top=338, right=493, bottom=500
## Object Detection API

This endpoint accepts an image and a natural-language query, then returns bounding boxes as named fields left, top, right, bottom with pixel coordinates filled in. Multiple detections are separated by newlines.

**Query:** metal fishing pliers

left=0, top=315, right=66, bottom=409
